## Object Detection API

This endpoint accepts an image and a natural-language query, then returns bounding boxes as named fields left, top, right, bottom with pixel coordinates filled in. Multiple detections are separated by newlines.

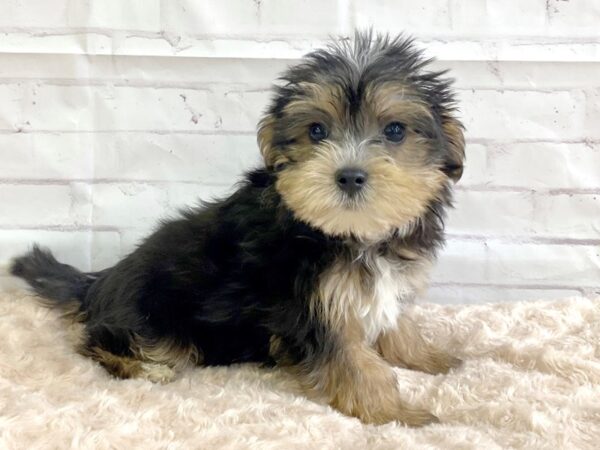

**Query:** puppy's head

left=258, top=32, right=465, bottom=240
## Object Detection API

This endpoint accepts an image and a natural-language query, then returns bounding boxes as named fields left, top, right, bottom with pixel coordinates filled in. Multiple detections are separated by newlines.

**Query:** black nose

left=335, top=168, right=368, bottom=195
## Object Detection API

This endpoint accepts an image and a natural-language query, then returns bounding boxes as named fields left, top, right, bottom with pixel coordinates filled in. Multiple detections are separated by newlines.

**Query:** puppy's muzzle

left=335, top=167, right=368, bottom=196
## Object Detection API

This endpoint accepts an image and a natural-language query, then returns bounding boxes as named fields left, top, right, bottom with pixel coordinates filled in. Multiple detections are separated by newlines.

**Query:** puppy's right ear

left=440, top=115, right=465, bottom=183
left=257, top=114, right=277, bottom=169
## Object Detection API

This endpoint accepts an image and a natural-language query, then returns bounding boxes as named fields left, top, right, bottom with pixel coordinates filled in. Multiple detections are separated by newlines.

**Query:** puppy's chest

left=319, top=254, right=429, bottom=344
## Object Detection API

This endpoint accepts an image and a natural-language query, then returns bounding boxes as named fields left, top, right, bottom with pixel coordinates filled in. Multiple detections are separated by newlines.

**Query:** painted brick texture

left=1, top=1, right=598, bottom=302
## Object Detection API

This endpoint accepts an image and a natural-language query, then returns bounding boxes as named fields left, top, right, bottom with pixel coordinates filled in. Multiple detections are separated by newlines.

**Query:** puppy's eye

left=383, top=122, right=406, bottom=143
left=308, top=123, right=328, bottom=142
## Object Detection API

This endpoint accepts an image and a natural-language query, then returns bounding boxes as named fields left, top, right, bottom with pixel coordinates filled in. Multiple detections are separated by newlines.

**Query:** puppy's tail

left=10, top=245, right=97, bottom=309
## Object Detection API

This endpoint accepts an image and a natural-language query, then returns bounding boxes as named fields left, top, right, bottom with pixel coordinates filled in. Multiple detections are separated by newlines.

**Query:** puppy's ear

left=440, top=115, right=465, bottom=183
left=257, top=114, right=277, bottom=168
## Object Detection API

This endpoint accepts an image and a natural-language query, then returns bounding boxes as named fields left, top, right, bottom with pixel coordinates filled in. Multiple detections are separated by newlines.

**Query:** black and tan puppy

left=11, top=32, right=465, bottom=426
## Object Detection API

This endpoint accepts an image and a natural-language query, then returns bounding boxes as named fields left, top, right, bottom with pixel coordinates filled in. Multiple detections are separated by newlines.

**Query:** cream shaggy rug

left=1, top=291, right=599, bottom=450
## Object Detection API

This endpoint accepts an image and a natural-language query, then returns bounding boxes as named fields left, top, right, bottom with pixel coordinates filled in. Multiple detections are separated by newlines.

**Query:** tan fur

left=36, top=298, right=86, bottom=323
left=377, top=317, right=462, bottom=374
left=366, top=83, right=433, bottom=125
left=441, top=116, right=466, bottom=182
left=79, top=337, right=199, bottom=383
left=82, top=347, right=176, bottom=383
left=265, top=78, right=451, bottom=240
left=133, top=336, right=201, bottom=370
left=276, top=143, right=445, bottom=239
left=299, top=317, right=437, bottom=426
left=300, top=250, right=440, bottom=425
left=257, top=82, right=347, bottom=169
left=257, top=115, right=277, bottom=167
left=284, top=82, right=347, bottom=124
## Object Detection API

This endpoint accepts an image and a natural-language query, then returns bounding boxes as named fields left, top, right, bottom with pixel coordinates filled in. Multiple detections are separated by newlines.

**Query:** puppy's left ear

left=257, top=114, right=277, bottom=169
left=440, top=115, right=465, bottom=183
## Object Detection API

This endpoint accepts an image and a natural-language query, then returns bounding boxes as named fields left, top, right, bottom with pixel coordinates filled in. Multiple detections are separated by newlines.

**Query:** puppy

left=11, top=31, right=465, bottom=426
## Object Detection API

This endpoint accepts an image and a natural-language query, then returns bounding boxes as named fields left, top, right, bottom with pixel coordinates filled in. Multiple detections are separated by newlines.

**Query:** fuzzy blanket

left=1, top=291, right=599, bottom=449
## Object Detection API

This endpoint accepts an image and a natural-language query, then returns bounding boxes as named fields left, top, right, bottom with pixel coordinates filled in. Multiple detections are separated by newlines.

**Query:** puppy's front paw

left=333, top=378, right=439, bottom=426
left=442, top=354, right=463, bottom=373
left=394, top=403, right=439, bottom=427
left=403, top=349, right=463, bottom=375
left=377, top=324, right=463, bottom=376
left=356, top=399, right=438, bottom=426
left=422, top=352, right=463, bottom=375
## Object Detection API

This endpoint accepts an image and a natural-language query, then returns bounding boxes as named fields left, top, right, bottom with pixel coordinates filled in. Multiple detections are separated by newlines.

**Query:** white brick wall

left=1, top=0, right=599, bottom=303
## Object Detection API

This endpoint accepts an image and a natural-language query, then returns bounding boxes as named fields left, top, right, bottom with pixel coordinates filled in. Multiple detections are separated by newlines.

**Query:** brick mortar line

left=2, top=28, right=600, bottom=44
left=468, top=138, right=600, bottom=145
left=0, top=179, right=234, bottom=186
left=0, top=131, right=597, bottom=146
left=1, top=179, right=597, bottom=195
left=0, top=129, right=258, bottom=135
left=0, top=78, right=597, bottom=92
left=0, top=78, right=266, bottom=90
left=429, top=282, right=591, bottom=291
left=1, top=78, right=598, bottom=95
left=2, top=44, right=600, bottom=63
left=0, top=225, right=123, bottom=232
left=455, top=186, right=600, bottom=194
left=2, top=53, right=600, bottom=68
left=445, top=234, right=600, bottom=246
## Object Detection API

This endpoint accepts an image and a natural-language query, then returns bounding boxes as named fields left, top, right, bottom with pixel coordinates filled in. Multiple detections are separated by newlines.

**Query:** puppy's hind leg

left=134, top=335, right=201, bottom=380
left=80, top=327, right=200, bottom=384
left=83, top=346, right=176, bottom=384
